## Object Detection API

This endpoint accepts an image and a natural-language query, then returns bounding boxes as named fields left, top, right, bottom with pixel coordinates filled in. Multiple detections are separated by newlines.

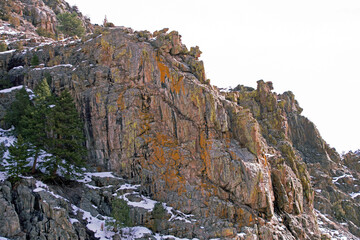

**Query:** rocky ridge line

left=0, top=0, right=359, bottom=239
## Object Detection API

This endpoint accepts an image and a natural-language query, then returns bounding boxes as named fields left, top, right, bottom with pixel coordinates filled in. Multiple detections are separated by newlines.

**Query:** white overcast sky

left=67, top=0, right=360, bottom=153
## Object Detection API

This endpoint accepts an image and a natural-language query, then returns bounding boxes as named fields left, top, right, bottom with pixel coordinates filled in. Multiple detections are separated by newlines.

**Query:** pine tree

left=152, top=202, right=167, bottom=232
left=20, top=104, right=48, bottom=173
left=106, top=199, right=132, bottom=229
left=34, top=78, right=52, bottom=103
left=6, top=135, right=30, bottom=181
left=57, top=12, right=85, bottom=37
left=45, top=90, right=85, bottom=178
left=5, top=87, right=32, bottom=133
left=31, top=54, right=39, bottom=66
left=4, top=80, right=86, bottom=179
left=19, top=79, right=52, bottom=173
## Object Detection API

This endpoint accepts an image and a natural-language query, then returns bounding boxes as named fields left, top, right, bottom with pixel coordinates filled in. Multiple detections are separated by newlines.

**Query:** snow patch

left=78, top=172, right=122, bottom=183
left=265, top=153, right=275, bottom=157
left=85, top=184, right=101, bottom=189
left=0, top=172, right=7, bottom=182
left=0, top=86, right=34, bottom=100
left=0, top=49, right=16, bottom=55
left=0, top=85, right=24, bottom=93
left=33, top=180, right=69, bottom=201
left=72, top=205, right=115, bottom=240
left=122, top=226, right=152, bottom=239
left=31, top=64, right=73, bottom=71
left=165, top=203, right=195, bottom=223
left=154, top=233, right=199, bottom=240
left=69, top=218, right=79, bottom=224
left=12, top=66, right=24, bottom=70
left=349, top=192, right=360, bottom=199
left=33, top=188, right=46, bottom=193
left=237, top=233, right=246, bottom=237
left=119, top=193, right=157, bottom=211
left=116, top=183, right=140, bottom=191
left=115, top=183, right=196, bottom=223
left=332, top=174, right=356, bottom=183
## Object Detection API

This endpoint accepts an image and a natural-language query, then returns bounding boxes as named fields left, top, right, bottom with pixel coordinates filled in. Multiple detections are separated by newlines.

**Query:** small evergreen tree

left=44, top=90, right=85, bottom=178
left=152, top=202, right=167, bottom=232
left=5, top=135, right=30, bottom=181
left=107, top=199, right=132, bottom=229
left=20, top=105, right=48, bottom=173
left=18, top=79, right=52, bottom=173
left=0, top=41, right=7, bottom=52
left=5, top=87, right=32, bottom=133
left=57, top=12, right=85, bottom=37
left=4, top=81, right=86, bottom=179
left=31, top=55, right=40, bottom=66
left=34, top=78, right=52, bottom=103
left=0, top=77, right=12, bottom=90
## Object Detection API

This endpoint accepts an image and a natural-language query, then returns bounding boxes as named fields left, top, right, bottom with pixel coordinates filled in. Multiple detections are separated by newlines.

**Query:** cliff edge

left=0, top=1, right=359, bottom=239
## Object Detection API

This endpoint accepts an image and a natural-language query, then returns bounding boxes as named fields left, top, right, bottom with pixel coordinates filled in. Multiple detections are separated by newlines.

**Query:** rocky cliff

left=0, top=1, right=360, bottom=239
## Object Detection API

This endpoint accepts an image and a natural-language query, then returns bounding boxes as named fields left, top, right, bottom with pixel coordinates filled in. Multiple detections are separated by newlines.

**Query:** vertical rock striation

left=1, top=2, right=358, bottom=236
left=3, top=27, right=320, bottom=238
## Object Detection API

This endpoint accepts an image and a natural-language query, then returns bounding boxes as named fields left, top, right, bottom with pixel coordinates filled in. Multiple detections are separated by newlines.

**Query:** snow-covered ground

left=78, top=171, right=122, bottom=183
left=0, top=23, right=20, bottom=36
left=36, top=174, right=200, bottom=240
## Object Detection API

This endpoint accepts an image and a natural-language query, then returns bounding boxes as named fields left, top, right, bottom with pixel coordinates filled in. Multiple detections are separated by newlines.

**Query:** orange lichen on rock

left=263, top=154, right=268, bottom=166
left=199, top=131, right=212, bottom=177
left=248, top=214, right=254, bottom=224
left=156, top=55, right=170, bottom=84
left=95, top=92, right=101, bottom=104
left=116, top=92, right=125, bottom=110
left=170, top=73, right=185, bottom=94
left=156, top=54, right=184, bottom=94
left=144, top=132, right=186, bottom=195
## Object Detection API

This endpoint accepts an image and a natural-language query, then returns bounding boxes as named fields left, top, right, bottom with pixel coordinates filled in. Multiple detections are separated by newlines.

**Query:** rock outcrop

left=0, top=1, right=359, bottom=239
left=0, top=27, right=320, bottom=239
left=224, top=81, right=360, bottom=238
left=0, top=0, right=93, bottom=50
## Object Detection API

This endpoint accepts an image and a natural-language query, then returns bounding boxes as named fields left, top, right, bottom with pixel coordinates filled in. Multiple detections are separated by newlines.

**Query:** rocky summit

left=0, top=0, right=360, bottom=239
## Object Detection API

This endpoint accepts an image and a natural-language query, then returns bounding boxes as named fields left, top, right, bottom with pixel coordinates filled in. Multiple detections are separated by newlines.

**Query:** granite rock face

left=0, top=179, right=82, bottom=240
left=225, top=81, right=360, bottom=238
left=0, top=1, right=359, bottom=238
left=16, top=29, right=274, bottom=237
left=0, top=28, right=318, bottom=239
